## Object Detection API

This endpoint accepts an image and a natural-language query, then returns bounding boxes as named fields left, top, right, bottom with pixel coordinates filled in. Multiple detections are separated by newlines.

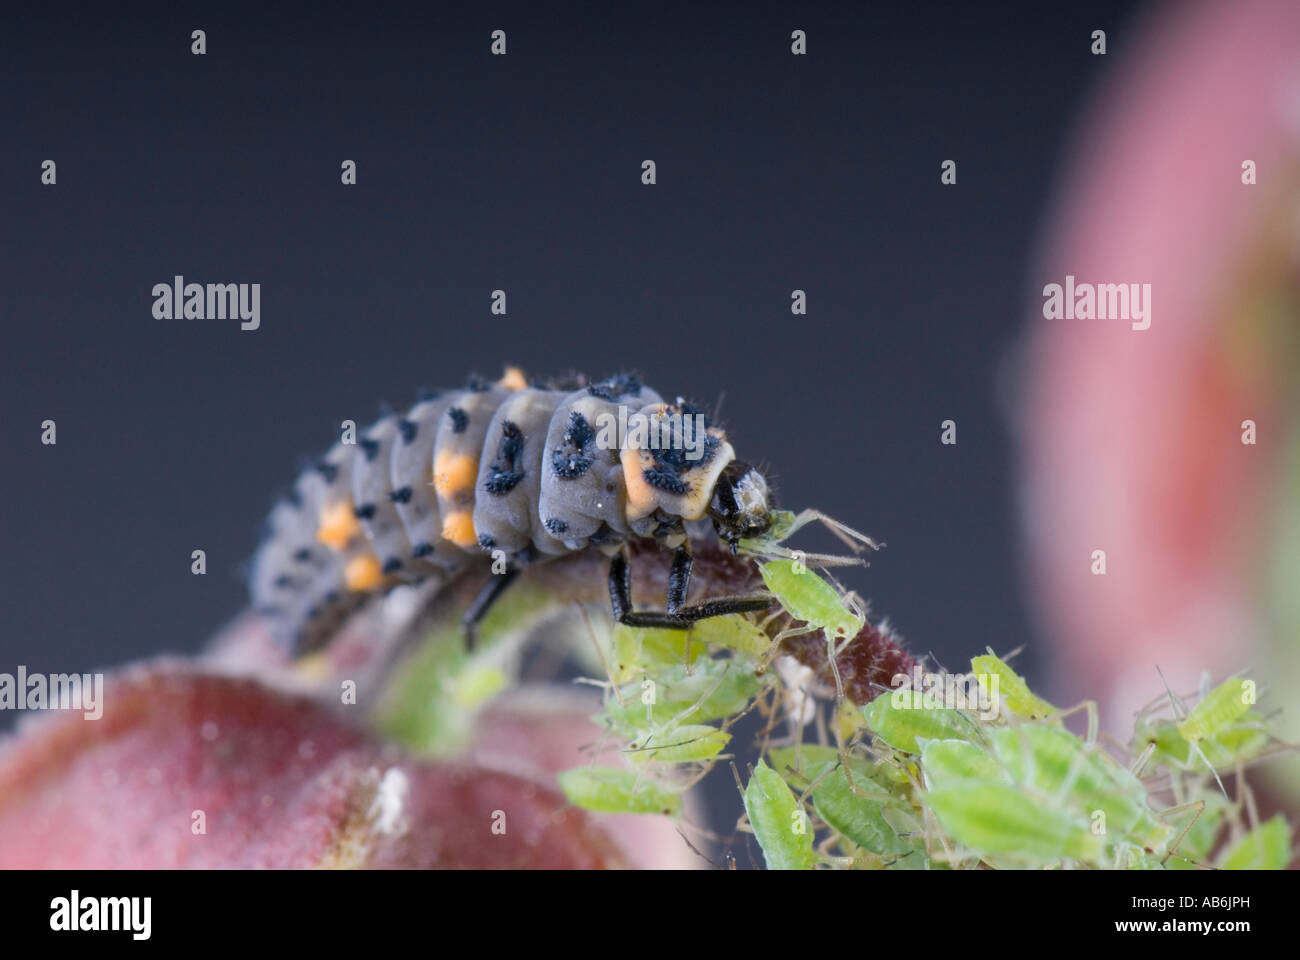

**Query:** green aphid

left=1217, top=815, right=1292, bottom=870
left=920, top=739, right=1008, bottom=791
left=744, top=761, right=817, bottom=870
left=970, top=652, right=1056, bottom=721
left=690, top=614, right=773, bottom=658
left=990, top=725, right=1171, bottom=852
left=1177, top=676, right=1256, bottom=746
left=811, top=762, right=923, bottom=857
left=768, top=745, right=843, bottom=783
left=759, top=738, right=915, bottom=853
left=863, top=690, right=979, bottom=755
left=610, top=624, right=702, bottom=682
left=924, top=782, right=1104, bottom=865
left=627, top=724, right=730, bottom=765
left=600, top=658, right=764, bottom=737
left=556, top=766, right=682, bottom=817
left=760, top=559, right=864, bottom=643
left=1135, top=715, right=1269, bottom=772
left=756, top=509, right=798, bottom=543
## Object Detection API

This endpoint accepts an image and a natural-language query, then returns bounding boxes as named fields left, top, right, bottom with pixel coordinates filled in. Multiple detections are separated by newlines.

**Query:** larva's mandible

left=250, top=369, right=777, bottom=653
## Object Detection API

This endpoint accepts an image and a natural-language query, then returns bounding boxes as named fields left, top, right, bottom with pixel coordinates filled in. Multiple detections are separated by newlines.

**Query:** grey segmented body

left=250, top=371, right=745, bottom=653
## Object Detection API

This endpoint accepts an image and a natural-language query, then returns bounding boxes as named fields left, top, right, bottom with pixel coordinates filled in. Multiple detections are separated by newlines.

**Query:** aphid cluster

left=250, top=368, right=778, bottom=653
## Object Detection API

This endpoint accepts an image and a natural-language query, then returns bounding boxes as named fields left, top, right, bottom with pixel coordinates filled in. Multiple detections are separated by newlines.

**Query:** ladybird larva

left=250, top=368, right=778, bottom=654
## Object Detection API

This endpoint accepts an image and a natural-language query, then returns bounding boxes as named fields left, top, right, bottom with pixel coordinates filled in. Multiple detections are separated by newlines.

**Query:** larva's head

left=708, top=460, right=774, bottom=550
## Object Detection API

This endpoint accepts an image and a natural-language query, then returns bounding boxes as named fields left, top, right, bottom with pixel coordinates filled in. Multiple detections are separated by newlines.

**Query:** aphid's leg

left=1158, top=799, right=1207, bottom=866
left=755, top=623, right=817, bottom=676
left=461, top=566, right=520, bottom=650
left=1052, top=699, right=1100, bottom=746
left=1130, top=740, right=1158, bottom=778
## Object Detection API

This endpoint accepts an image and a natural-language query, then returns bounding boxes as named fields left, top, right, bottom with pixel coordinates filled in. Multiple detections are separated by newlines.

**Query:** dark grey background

left=1, top=1, right=1139, bottom=725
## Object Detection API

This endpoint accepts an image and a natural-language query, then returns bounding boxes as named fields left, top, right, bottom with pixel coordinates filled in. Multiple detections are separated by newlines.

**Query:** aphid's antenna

left=784, top=509, right=883, bottom=554
left=990, top=644, right=1027, bottom=665
left=579, top=605, right=625, bottom=707
left=1155, top=664, right=1190, bottom=721
left=674, top=825, right=727, bottom=870
left=1156, top=665, right=1230, bottom=799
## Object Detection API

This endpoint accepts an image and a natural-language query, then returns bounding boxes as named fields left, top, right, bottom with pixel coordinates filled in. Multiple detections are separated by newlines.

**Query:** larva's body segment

left=387, top=393, right=462, bottom=573
left=537, top=382, right=663, bottom=550
left=249, top=369, right=778, bottom=653
left=620, top=402, right=735, bottom=537
left=473, top=388, right=570, bottom=558
left=350, top=415, right=416, bottom=580
left=431, top=385, right=512, bottom=551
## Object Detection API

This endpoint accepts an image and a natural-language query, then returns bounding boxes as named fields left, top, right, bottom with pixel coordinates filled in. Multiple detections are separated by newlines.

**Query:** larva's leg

left=461, top=566, right=520, bottom=650
left=608, top=548, right=772, bottom=629
left=607, top=550, right=633, bottom=622
left=665, top=543, right=693, bottom=614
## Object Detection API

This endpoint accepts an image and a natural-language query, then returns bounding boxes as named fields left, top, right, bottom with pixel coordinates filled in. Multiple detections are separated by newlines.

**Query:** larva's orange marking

left=441, top=509, right=477, bottom=547
left=434, top=450, right=478, bottom=500
left=498, top=366, right=528, bottom=391
left=344, top=553, right=385, bottom=591
left=316, top=500, right=361, bottom=551
left=621, top=447, right=658, bottom=520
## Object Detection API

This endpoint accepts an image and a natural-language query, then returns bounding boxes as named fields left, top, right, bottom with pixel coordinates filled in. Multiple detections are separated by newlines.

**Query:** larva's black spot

left=324, top=590, right=340, bottom=604
left=273, top=574, right=294, bottom=589
left=551, top=411, right=595, bottom=480
left=544, top=516, right=568, bottom=536
left=390, top=486, right=413, bottom=504
left=448, top=407, right=469, bottom=433
left=359, top=438, right=380, bottom=462
left=477, top=534, right=497, bottom=550
left=484, top=472, right=523, bottom=494
left=643, top=467, right=689, bottom=495
left=292, top=547, right=313, bottom=563
left=382, top=557, right=403, bottom=574
left=354, top=503, right=376, bottom=520
left=649, top=425, right=721, bottom=477
left=587, top=524, right=615, bottom=545
left=411, top=542, right=434, bottom=558
left=587, top=374, right=642, bottom=401
left=466, top=378, right=492, bottom=393
left=485, top=420, right=526, bottom=495
left=398, top=419, right=418, bottom=444
left=313, top=461, right=339, bottom=484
